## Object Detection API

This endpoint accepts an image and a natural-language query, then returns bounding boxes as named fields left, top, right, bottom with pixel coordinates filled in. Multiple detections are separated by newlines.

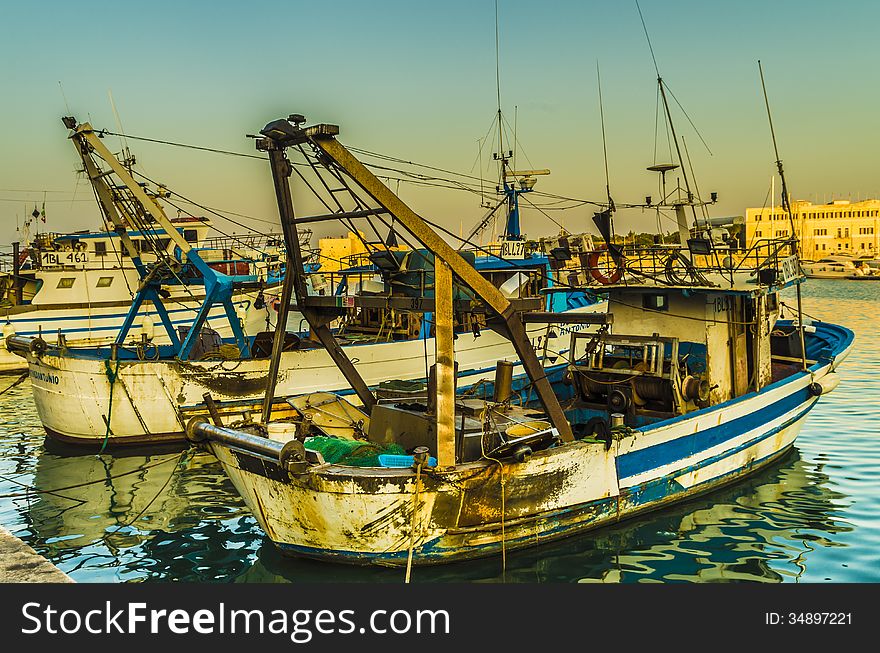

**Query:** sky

left=2, top=0, right=879, bottom=247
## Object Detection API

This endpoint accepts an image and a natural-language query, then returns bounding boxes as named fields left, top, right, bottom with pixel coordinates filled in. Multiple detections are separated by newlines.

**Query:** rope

left=481, top=409, right=508, bottom=576
left=404, top=462, right=423, bottom=583
left=110, top=449, right=191, bottom=532
left=99, top=357, right=120, bottom=454
left=0, top=452, right=183, bottom=499
left=0, top=371, right=28, bottom=395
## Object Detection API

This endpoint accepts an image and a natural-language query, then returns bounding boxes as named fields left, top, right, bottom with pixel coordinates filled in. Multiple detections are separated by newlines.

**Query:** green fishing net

left=303, top=435, right=407, bottom=467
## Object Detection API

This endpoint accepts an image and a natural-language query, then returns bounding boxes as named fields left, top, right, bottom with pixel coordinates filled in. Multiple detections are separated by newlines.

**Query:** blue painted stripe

left=621, top=402, right=813, bottom=501
left=617, top=385, right=811, bottom=480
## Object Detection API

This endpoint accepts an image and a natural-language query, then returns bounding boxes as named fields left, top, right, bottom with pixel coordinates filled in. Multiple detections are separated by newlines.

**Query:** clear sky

left=2, top=0, right=879, bottom=245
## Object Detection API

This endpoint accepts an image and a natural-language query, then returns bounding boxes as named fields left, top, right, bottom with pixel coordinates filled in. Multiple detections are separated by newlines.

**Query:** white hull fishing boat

left=0, top=169, right=289, bottom=374
left=185, top=114, right=852, bottom=567
left=9, top=117, right=604, bottom=446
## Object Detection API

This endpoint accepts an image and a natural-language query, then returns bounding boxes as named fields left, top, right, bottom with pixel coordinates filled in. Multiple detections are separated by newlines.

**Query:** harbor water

left=0, top=280, right=877, bottom=583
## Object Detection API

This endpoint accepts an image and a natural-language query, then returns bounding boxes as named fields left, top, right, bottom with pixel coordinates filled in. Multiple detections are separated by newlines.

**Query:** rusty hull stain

left=175, top=362, right=269, bottom=396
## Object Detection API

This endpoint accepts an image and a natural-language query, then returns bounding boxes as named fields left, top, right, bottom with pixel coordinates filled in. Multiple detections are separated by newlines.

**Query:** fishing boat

left=8, top=117, right=604, bottom=446
left=0, top=217, right=289, bottom=374
left=185, top=115, right=852, bottom=567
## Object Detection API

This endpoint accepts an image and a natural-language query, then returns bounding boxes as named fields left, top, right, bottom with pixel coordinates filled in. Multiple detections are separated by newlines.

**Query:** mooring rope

left=99, top=357, right=120, bottom=453
left=0, top=371, right=28, bottom=396
left=0, top=452, right=183, bottom=500
left=404, top=461, right=423, bottom=584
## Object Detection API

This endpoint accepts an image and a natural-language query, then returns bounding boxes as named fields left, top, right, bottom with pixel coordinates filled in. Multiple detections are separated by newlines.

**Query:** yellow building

left=317, top=230, right=408, bottom=271
left=744, top=199, right=880, bottom=260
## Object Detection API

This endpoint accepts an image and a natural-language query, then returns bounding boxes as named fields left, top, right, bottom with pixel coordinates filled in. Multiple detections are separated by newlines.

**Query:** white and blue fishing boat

left=9, top=117, right=603, bottom=446
left=0, top=217, right=286, bottom=374
left=187, top=115, right=853, bottom=566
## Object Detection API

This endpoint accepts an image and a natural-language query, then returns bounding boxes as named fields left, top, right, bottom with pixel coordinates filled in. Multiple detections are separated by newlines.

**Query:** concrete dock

left=0, top=525, right=73, bottom=582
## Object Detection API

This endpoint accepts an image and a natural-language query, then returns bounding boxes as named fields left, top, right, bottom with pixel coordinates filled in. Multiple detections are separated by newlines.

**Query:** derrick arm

left=257, top=118, right=572, bottom=442
left=65, top=118, right=248, bottom=358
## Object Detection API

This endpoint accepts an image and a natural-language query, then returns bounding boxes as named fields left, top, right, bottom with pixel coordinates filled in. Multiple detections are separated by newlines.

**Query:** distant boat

left=800, top=257, right=858, bottom=279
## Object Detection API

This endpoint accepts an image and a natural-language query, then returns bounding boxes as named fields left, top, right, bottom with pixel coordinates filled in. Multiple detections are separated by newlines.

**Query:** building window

left=822, top=244, right=826, bottom=250
left=183, top=229, right=198, bottom=243
left=845, top=228, right=850, bottom=237
left=838, top=228, right=842, bottom=238
left=97, top=277, right=113, bottom=288
left=755, top=230, right=762, bottom=237
left=57, top=278, right=75, bottom=289
left=94, top=241, right=107, bottom=256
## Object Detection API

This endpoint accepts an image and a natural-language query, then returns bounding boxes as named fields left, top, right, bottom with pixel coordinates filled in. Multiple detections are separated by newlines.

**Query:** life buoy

left=270, top=296, right=281, bottom=312
left=587, top=245, right=624, bottom=284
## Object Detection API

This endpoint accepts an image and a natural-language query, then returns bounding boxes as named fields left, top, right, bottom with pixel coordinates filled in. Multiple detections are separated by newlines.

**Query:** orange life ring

left=587, top=245, right=624, bottom=284
left=270, top=296, right=281, bottom=312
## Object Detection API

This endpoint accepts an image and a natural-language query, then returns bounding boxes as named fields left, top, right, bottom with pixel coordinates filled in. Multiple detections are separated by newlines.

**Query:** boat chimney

left=493, top=360, right=514, bottom=403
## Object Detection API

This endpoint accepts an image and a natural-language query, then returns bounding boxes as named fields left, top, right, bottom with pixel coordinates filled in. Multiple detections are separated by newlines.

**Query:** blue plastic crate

left=377, top=454, right=437, bottom=468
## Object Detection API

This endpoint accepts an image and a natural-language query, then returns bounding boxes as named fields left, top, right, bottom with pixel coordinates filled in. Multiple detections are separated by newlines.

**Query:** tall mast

left=758, top=60, right=807, bottom=372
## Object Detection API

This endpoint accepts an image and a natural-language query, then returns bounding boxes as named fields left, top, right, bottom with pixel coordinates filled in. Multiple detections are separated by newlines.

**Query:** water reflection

left=25, top=444, right=262, bottom=581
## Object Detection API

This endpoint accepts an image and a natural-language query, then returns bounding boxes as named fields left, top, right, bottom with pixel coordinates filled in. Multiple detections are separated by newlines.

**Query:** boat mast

left=758, top=61, right=807, bottom=371
left=637, top=0, right=699, bottom=247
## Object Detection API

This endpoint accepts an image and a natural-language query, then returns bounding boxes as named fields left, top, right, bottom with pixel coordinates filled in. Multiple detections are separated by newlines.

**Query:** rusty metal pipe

left=6, top=334, right=36, bottom=356
left=187, top=420, right=283, bottom=459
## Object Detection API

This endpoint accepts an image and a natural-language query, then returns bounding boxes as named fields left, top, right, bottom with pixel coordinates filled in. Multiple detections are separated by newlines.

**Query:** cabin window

left=642, top=293, right=668, bottom=311
left=57, top=278, right=75, bottom=289
left=184, top=229, right=198, bottom=243
left=94, top=241, right=107, bottom=256
left=97, top=276, right=113, bottom=288
left=157, top=238, right=171, bottom=251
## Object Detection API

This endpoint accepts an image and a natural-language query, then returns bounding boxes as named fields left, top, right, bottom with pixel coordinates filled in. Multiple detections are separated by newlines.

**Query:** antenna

left=58, top=81, right=71, bottom=115
left=597, top=61, right=614, bottom=213
left=108, top=89, right=135, bottom=173
left=758, top=59, right=807, bottom=371
left=494, top=0, right=504, bottom=171
left=636, top=0, right=697, bottom=230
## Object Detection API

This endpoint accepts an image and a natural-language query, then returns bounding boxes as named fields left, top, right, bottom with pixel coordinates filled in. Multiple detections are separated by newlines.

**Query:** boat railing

left=305, top=265, right=545, bottom=303
left=565, top=236, right=801, bottom=288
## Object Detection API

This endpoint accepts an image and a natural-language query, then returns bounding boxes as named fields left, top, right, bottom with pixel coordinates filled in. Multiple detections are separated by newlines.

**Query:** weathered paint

left=207, top=321, right=853, bottom=565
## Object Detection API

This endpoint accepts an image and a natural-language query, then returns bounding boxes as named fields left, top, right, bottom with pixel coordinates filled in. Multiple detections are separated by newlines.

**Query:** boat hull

left=22, top=304, right=604, bottom=444
left=208, top=354, right=836, bottom=566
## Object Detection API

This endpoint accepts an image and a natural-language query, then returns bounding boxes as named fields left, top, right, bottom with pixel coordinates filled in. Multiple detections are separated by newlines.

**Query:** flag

left=40, top=201, right=46, bottom=223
